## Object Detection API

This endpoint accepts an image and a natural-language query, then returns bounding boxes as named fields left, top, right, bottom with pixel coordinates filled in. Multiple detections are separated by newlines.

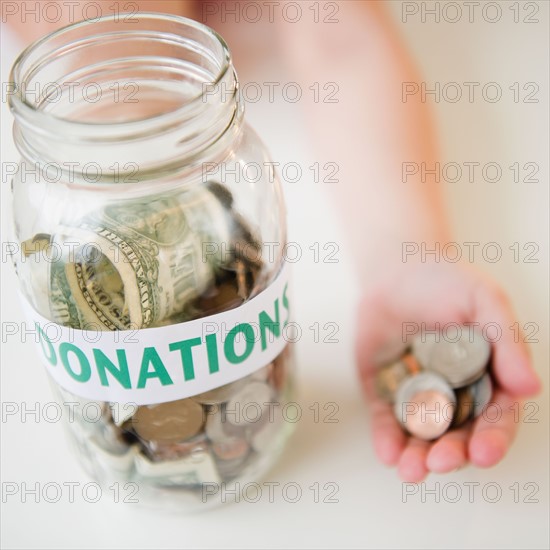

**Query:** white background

left=1, top=2, right=549, bottom=549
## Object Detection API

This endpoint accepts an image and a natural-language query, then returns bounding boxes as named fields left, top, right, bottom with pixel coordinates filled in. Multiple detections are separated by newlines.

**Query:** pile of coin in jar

left=60, top=345, right=292, bottom=488
left=376, top=327, right=493, bottom=440
left=21, top=180, right=294, bottom=490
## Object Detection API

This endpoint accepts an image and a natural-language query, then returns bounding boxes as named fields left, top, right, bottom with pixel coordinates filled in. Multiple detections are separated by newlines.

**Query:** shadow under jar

left=8, top=13, right=295, bottom=510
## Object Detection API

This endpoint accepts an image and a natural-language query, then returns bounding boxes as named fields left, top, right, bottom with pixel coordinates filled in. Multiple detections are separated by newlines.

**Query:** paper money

left=48, top=190, right=230, bottom=330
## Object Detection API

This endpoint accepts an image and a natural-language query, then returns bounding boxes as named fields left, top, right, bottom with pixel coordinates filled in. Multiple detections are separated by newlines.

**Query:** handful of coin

left=375, top=327, right=493, bottom=440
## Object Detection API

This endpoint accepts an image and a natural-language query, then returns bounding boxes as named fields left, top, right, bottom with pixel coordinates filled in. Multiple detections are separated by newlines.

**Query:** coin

left=375, top=353, right=422, bottom=402
left=394, top=371, right=456, bottom=440
left=471, top=372, right=493, bottom=418
left=225, top=381, right=274, bottom=427
left=411, top=332, right=439, bottom=370
left=414, top=328, right=490, bottom=388
left=211, top=436, right=250, bottom=461
left=131, top=399, right=204, bottom=443
left=144, top=433, right=210, bottom=462
left=195, top=278, right=244, bottom=315
left=452, top=372, right=493, bottom=427
left=452, top=385, right=475, bottom=428
left=204, top=404, right=242, bottom=441
left=191, top=378, right=248, bottom=406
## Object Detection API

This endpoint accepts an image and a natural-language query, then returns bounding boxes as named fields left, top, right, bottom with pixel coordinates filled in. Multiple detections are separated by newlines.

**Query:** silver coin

left=452, top=385, right=475, bottom=428
left=191, top=378, right=248, bottom=405
left=204, top=405, right=242, bottom=441
left=144, top=433, right=210, bottom=462
left=411, top=332, right=440, bottom=370
left=394, top=371, right=456, bottom=440
left=415, top=328, right=491, bottom=388
left=225, top=381, right=274, bottom=427
left=471, top=372, right=493, bottom=418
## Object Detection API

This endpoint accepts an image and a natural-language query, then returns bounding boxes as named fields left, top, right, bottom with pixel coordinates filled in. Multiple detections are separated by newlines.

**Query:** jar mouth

left=8, top=12, right=233, bottom=137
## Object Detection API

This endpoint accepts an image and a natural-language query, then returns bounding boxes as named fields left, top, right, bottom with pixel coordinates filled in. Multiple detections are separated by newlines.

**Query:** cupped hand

left=356, top=262, right=541, bottom=482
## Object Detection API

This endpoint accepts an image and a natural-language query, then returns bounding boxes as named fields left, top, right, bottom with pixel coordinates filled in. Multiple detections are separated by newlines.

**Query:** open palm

left=356, top=262, right=541, bottom=482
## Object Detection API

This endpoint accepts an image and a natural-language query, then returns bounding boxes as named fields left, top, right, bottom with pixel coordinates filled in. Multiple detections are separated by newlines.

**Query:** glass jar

left=7, top=13, right=295, bottom=509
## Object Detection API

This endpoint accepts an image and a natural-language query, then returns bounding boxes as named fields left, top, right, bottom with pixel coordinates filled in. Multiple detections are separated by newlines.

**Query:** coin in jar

left=211, top=436, right=250, bottom=461
left=191, top=378, right=248, bottom=406
left=131, top=399, right=204, bottom=443
left=225, top=381, right=274, bottom=427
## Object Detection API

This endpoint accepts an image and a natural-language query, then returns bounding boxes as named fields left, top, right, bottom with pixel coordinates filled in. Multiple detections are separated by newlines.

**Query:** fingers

left=426, top=427, right=470, bottom=473
left=469, top=389, right=520, bottom=468
left=473, top=282, right=541, bottom=397
left=398, top=438, right=430, bottom=482
left=370, top=399, right=407, bottom=466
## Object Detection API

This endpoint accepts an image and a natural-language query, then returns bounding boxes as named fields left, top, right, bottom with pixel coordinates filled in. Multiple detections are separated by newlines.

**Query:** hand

left=356, top=262, right=541, bottom=482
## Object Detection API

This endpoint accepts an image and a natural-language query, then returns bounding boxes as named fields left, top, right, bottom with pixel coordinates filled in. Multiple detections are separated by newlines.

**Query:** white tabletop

left=1, top=3, right=548, bottom=549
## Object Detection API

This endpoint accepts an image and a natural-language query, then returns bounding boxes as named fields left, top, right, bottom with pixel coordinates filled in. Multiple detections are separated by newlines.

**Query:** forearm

left=5, top=0, right=198, bottom=46
left=278, top=1, right=451, bottom=285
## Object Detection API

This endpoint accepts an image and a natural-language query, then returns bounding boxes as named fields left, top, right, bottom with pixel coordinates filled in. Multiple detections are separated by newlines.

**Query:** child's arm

left=275, top=0, right=540, bottom=481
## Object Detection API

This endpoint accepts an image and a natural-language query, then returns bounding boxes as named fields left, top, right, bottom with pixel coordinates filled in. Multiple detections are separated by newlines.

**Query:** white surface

left=1, top=3, right=549, bottom=549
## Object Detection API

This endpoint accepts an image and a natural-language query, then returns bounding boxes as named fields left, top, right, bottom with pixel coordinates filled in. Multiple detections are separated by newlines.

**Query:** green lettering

left=259, top=298, right=280, bottom=350
left=36, top=323, right=56, bottom=365
left=205, top=334, right=219, bottom=374
left=224, top=324, right=255, bottom=364
left=137, top=347, right=173, bottom=388
left=59, top=343, right=91, bottom=383
left=282, top=283, right=290, bottom=327
left=93, top=349, right=131, bottom=389
left=169, top=338, right=202, bottom=381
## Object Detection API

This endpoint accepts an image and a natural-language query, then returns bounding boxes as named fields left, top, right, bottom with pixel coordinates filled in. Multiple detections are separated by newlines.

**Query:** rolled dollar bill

left=48, top=188, right=232, bottom=330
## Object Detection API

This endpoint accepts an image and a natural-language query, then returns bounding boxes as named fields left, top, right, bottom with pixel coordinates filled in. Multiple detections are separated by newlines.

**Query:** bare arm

left=275, top=0, right=450, bottom=285
left=4, top=0, right=199, bottom=44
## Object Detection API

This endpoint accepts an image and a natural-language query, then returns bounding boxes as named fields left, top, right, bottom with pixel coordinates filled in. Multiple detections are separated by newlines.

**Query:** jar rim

left=8, top=12, right=232, bottom=135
